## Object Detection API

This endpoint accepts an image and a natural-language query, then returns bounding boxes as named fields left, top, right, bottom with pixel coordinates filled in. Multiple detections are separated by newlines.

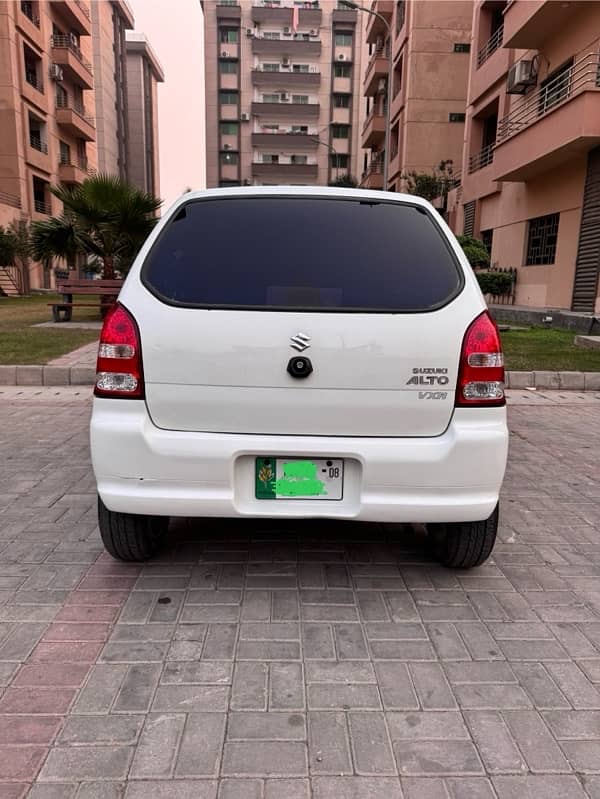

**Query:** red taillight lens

left=94, top=303, right=144, bottom=399
left=455, top=311, right=505, bottom=407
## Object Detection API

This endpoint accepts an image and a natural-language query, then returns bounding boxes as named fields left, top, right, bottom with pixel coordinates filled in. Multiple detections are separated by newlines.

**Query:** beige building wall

left=125, top=31, right=164, bottom=198
left=0, top=0, right=97, bottom=290
left=453, top=0, right=600, bottom=313
left=202, top=1, right=367, bottom=188
left=92, top=0, right=134, bottom=177
left=361, top=0, right=472, bottom=191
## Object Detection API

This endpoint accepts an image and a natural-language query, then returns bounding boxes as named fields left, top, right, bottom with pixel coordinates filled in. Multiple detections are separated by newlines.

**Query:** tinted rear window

left=142, top=197, right=463, bottom=312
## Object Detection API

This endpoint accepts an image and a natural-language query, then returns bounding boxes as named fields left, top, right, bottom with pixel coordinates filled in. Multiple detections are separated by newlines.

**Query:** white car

left=90, top=187, right=508, bottom=568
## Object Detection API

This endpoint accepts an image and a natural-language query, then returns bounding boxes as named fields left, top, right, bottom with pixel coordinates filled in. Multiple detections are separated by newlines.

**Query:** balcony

left=33, top=198, right=52, bottom=215
left=252, top=131, right=320, bottom=148
left=56, top=100, right=96, bottom=140
left=360, top=159, right=384, bottom=189
left=252, top=37, right=321, bottom=57
left=252, top=68, right=321, bottom=88
left=365, top=1, right=394, bottom=44
left=252, top=161, right=319, bottom=178
left=17, top=2, right=44, bottom=48
left=362, top=108, right=385, bottom=148
left=364, top=46, right=388, bottom=96
left=50, top=35, right=94, bottom=89
left=251, top=4, right=322, bottom=27
left=477, top=25, right=503, bottom=68
left=251, top=100, right=320, bottom=119
left=50, top=0, right=92, bottom=34
left=216, top=1, right=241, bottom=19
left=332, top=8, right=357, bottom=24
left=58, top=159, right=89, bottom=184
left=494, top=53, right=600, bottom=181
left=21, top=71, right=47, bottom=113
left=26, top=135, right=50, bottom=172
left=503, top=0, right=573, bottom=50
left=468, top=142, right=495, bottom=174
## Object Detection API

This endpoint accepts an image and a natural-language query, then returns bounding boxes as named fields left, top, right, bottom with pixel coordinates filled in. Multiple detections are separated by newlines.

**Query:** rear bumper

left=90, top=400, right=508, bottom=523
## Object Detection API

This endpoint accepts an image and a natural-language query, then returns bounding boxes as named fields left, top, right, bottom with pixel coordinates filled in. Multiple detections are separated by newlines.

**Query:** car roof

left=165, top=186, right=434, bottom=215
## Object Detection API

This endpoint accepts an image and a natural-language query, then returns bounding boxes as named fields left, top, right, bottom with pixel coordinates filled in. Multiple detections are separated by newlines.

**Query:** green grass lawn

left=0, top=294, right=100, bottom=365
left=500, top=326, right=600, bottom=372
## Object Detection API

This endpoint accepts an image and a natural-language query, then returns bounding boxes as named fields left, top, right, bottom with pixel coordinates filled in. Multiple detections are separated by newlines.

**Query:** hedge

left=476, top=271, right=515, bottom=296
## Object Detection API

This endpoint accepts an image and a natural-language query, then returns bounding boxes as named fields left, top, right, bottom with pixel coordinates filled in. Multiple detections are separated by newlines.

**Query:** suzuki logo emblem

left=290, top=333, right=311, bottom=352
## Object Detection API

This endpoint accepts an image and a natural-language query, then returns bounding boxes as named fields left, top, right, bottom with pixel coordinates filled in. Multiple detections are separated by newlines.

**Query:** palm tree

left=30, top=174, right=162, bottom=280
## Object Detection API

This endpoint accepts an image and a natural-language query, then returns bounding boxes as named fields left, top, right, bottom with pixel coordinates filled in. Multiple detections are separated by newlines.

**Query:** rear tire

left=428, top=503, right=499, bottom=569
left=98, top=496, right=167, bottom=562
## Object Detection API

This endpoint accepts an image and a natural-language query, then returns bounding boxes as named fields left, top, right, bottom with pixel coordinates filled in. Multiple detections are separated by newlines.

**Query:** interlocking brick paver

left=3, top=392, right=600, bottom=795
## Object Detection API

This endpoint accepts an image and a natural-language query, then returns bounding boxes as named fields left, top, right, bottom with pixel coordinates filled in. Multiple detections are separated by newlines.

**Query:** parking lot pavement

left=1, top=390, right=600, bottom=799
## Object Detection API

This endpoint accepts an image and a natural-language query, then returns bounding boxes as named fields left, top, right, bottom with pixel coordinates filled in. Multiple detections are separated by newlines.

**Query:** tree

left=456, top=234, right=490, bottom=269
left=401, top=160, right=456, bottom=203
left=30, top=174, right=162, bottom=279
left=328, top=174, right=359, bottom=188
left=0, top=221, right=31, bottom=293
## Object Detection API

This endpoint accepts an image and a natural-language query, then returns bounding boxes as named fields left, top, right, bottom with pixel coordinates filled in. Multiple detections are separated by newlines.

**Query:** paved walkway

left=47, top=342, right=99, bottom=368
left=1, top=391, right=600, bottom=798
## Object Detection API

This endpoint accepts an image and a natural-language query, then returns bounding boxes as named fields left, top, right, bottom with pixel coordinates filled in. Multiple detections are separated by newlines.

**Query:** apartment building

left=361, top=0, right=472, bottom=191
left=91, top=0, right=134, bottom=178
left=125, top=31, right=164, bottom=198
left=202, top=0, right=368, bottom=188
left=451, top=0, right=600, bottom=313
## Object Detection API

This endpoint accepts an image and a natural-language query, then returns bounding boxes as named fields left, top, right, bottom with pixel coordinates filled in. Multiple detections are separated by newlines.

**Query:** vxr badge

left=290, top=333, right=311, bottom=352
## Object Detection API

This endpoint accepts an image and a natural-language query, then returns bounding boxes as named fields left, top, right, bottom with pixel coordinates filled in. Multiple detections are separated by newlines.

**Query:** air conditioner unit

left=69, top=32, right=78, bottom=46
left=243, top=178, right=252, bottom=186
left=506, top=59, right=537, bottom=94
left=223, top=143, right=231, bottom=150
left=240, top=112, right=250, bottom=121
left=246, top=28, right=254, bottom=37
left=281, top=92, right=289, bottom=101
left=282, top=56, right=290, bottom=66
left=283, top=26, right=291, bottom=34
left=337, top=54, right=346, bottom=61
left=221, top=50, right=229, bottom=57
left=310, top=29, right=318, bottom=36
left=49, top=63, right=64, bottom=81
left=377, top=78, right=386, bottom=93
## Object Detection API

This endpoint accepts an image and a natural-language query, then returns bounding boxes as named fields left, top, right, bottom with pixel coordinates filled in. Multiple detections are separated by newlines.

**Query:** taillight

left=455, top=311, right=505, bottom=407
left=94, top=303, right=144, bottom=399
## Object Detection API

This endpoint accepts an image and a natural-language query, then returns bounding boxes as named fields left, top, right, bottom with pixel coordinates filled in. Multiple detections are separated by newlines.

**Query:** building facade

left=91, top=0, right=134, bottom=178
left=451, top=0, right=600, bottom=313
left=0, top=0, right=97, bottom=290
left=125, top=31, right=164, bottom=198
left=361, top=0, right=472, bottom=191
left=202, top=0, right=368, bottom=188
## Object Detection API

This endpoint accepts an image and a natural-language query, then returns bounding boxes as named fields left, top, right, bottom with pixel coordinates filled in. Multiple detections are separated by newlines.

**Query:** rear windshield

left=141, top=196, right=463, bottom=312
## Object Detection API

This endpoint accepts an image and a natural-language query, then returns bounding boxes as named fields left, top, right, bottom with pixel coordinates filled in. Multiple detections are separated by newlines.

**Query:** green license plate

left=255, top=457, right=344, bottom=500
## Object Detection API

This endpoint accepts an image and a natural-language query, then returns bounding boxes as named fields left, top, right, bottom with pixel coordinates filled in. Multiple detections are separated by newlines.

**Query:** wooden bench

left=50, top=279, right=123, bottom=322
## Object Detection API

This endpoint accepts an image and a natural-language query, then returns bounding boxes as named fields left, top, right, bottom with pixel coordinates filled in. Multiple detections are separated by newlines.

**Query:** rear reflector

left=94, top=304, right=144, bottom=399
left=456, top=311, right=505, bottom=407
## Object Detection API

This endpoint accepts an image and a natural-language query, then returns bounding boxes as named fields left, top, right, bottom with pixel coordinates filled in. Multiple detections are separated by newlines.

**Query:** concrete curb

left=1, top=366, right=600, bottom=390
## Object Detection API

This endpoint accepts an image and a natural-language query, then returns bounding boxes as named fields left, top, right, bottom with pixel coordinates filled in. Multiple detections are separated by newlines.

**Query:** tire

left=429, top=503, right=499, bottom=569
left=98, top=496, right=168, bottom=562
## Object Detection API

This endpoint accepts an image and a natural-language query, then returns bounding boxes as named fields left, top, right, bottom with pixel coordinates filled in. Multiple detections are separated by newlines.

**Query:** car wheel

left=98, top=496, right=167, bottom=562
left=429, top=503, right=499, bottom=569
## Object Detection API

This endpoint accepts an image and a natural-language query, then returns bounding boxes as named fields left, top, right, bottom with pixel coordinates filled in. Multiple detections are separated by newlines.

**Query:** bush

left=476, top=271, right=514, bottom=296
left=456, top=234, right=490, bottom=268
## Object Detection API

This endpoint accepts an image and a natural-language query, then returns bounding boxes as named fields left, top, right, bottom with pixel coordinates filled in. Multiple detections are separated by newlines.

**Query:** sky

left=127, top=0, right=206, bottom=211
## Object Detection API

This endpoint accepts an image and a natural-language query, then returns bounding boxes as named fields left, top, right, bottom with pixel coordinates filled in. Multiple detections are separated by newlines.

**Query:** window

left=263, top=63, right=280, bottom=72
left=56, top=83, right=68, bottom=107
left=141, top=197, right=464, bottom=312
left=449, top=113, right=466, bottom=123
left=262, top=124, right=280, bottom=132
left=219, top=27, right=239, bottom=43
left=77, top=139, right=87, bottom=168
left=526, top=213, right=560, bottom=265
left=335, top=32, right=353, bottom=47
left=291, top=125, right=308, bottom=133
left=220, top=151, right=239, bottom=165
left=331, top=124, right=349, bottom=139
left=333, top=93, right=350, bottom=108
left=32, top=176, right=50, bottom=214
left=219, top=91, right=238, bottom=104
left=219, top=60, right=238, bottom=73
left=291, top=154, right=307, bottom=164
left=263, top=31, right=281, bottom=40
left=395, top=0, right=406, bottom=35
left=21, top=1, right=39, bottom=27
left=334, top=62, right=351, bottom=78
left=454, top=43, right=470, bottom=53
left=23, top=44, right=42, bottom=91
left=393, top=55, right=403, bottom=98
left=292, top=94, right=309, bottom=104
left=220, top=122, right=239, bottom=135
left=262, top=154, right=279, bottom=163
left=262, top=93, right=280, bottom=103
left=59, top=140, right=71, bottom=165
left=331, top=153, right=349, bottom=168
left=539, top=59, right=573, bottom=116
left=28, top=113, right=47, bottom=153
left=481, top=229, right=493, bottom=255
left=292, top=64, right=310, bottom=73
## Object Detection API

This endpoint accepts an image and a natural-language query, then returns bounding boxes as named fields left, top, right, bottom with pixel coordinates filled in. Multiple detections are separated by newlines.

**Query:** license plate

left=255, top=457, right=344, bottom=500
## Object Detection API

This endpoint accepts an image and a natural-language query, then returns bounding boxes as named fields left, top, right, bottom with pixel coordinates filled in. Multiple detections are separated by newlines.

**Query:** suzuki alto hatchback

left=90, top=187, right=509, bottom=568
